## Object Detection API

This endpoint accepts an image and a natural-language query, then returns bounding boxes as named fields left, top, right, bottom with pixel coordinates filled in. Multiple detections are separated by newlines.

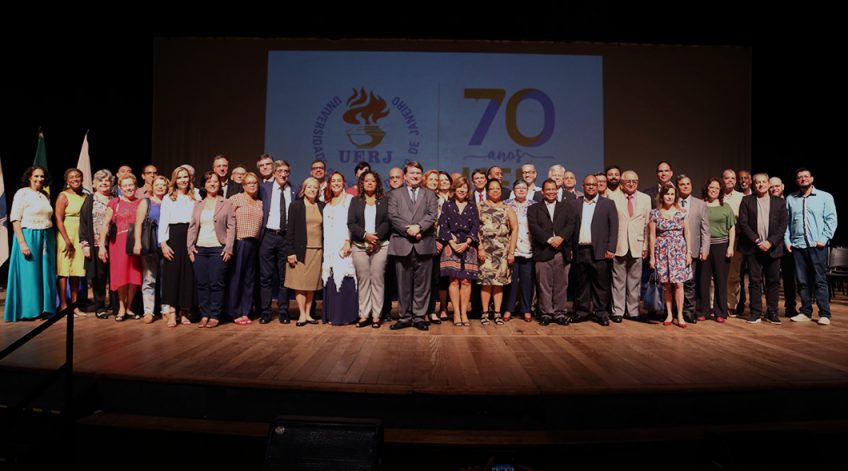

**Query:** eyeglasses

left=621, top=179, right=638, bottom=184
left=311, top=166, right=325, bottom=171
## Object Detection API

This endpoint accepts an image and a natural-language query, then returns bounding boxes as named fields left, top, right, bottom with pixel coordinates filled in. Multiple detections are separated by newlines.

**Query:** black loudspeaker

left=263, top=415, right=382, bottom=470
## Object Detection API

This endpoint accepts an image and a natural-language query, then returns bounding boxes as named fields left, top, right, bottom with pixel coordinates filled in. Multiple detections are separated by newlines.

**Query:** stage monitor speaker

left=263, top=415, right=382, bottom=470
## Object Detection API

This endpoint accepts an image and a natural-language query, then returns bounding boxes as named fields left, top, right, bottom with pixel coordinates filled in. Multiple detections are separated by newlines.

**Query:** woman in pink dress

left=99, top=174, right=142, bottom=321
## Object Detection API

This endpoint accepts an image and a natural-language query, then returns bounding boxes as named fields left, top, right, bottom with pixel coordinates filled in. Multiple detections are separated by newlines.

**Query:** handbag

left=139, top=198, right=158, bottom=255
left=643, top=270, right=665, bottom=313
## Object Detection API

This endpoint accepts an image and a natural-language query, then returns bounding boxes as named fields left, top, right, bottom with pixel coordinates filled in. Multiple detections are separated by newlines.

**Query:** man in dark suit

left=676, top=174, right=711, bottom=323
left=642, top=161, right=674, bottom=209
left=737, top=173, right=789, bottom=325
left=258, top=160, right=293, bottom=324
left=569, top=174, right=619, bottom=326
left=207, top=155, right=241, bottom=198
left=527, top=179, right=576, bottom=325
left=387, top=160, right=438, bottom=331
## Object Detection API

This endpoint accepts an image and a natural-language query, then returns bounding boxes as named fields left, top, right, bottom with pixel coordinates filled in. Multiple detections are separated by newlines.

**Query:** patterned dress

left=650, top=208, right=692, bottom=283
left=478, top=201, right=512, bottom=285
left=438, top=199, right=480, bottom=280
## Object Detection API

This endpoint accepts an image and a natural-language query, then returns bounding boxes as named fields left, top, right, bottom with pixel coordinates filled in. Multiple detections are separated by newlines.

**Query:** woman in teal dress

left=4, top=166, right=58, bottom=322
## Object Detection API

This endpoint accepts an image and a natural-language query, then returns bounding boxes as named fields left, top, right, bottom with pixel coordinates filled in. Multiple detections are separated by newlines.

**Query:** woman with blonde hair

left=285, top=177, right=325, bottom=326
left=158, top=166, right=200, bottom=326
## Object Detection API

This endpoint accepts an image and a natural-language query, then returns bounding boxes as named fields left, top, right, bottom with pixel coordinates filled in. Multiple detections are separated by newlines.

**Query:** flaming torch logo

left=343, top=88, right=390, bottom=149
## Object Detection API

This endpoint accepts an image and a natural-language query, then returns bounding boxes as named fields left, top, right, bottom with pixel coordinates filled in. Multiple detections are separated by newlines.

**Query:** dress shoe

left=296, top=321, right=307, bottom=327
left=598, top=318, right=610, bottom=326
left=569, top=315, right=586, bottom=324
left=429, top=314, right=442, bottom=325
left=554, top=317, right=568, bottom=326
left=259, top=316, right=271, bottom=324
left=611, top=316, right=623, bottom=323
left=539, top=317, right=551, bottom=326
left=390, top=321, right=412, bottom=330
left=413, top=322, right=429, bottom=331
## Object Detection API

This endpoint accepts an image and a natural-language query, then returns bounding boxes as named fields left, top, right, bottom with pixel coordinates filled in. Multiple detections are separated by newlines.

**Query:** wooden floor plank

left=2, top=295, right=848, bottom=396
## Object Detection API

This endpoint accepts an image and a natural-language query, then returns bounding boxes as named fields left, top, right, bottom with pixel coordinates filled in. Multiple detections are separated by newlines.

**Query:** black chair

left=827, top=246, right=848, bottom=299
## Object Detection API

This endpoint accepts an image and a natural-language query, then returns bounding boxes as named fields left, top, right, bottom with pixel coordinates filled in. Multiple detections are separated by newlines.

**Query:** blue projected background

left=265, top=51, right=603, bottom=186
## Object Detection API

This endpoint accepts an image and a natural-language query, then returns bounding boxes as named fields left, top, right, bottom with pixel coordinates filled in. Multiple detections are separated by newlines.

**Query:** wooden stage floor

left=3, top=297, right=848, bottom=397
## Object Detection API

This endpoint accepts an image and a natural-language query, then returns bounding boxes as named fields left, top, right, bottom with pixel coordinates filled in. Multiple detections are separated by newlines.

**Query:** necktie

left=682, top=198, right=688, bottom=209
left=411, top=188, right=417, bottom=203
left=478, top=192, right=484, bottom=204
left=627, top=195, right=634, bottom=217
left=279, top=186, right=287, bottom=229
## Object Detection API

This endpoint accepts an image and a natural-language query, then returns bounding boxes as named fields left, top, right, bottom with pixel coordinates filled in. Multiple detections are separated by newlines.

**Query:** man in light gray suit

left=676, top=174, right=710, bottom=323
left=609, top=171, right=651, bottom=322
left=387, top=160, right=438, bottom=331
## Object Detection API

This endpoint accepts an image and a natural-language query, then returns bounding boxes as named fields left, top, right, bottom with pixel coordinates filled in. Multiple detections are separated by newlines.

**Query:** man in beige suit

left=609, top=170, right=651, bottom=322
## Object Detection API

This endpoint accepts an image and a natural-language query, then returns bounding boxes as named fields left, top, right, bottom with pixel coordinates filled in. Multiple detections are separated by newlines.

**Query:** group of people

left=3, top=156, right=838, bottom=331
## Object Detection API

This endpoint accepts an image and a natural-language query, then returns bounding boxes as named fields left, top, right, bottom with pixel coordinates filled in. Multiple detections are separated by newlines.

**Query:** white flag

left=77, top=131, right=93, bottom=194
left=0, top=158, right=9, bottom=268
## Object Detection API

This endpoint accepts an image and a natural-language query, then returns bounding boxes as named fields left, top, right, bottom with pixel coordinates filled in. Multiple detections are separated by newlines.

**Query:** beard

left=607, top=179, right=620, bottom=190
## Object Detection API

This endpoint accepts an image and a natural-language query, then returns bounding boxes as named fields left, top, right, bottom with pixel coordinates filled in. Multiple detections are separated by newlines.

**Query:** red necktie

left=479, top=193, right=484, bottom=203
left=627, top=195, right=634, bottom=217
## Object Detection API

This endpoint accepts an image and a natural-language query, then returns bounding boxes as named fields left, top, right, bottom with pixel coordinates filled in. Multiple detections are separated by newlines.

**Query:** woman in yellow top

left=55, top=168, right=88, bottom=317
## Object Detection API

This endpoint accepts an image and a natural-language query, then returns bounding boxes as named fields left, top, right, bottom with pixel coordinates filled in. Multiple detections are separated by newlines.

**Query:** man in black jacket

left=737, top=173, right=788, bottom=324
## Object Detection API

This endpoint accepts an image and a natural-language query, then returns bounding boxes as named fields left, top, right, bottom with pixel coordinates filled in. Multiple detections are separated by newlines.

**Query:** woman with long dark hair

left=349, top=170, right=390, bottom=328
left=4, top=166, right=57, bottom=322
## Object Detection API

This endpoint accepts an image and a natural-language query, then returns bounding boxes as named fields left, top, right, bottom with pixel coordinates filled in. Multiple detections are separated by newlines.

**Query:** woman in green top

left=699, top=177, right=736, bottom=322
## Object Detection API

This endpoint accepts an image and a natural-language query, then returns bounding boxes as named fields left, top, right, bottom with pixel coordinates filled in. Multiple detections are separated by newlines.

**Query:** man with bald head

left=737, top=173, right=788, bottom=324
left=381, top=166, right=407, bottom=321
left=769, top=176, right=797, bottom=317
left=609, top=170, right=650, bottom=322
left=521, top=164, right=543, bottom=202
left=569, top=174, right=618, bottom=326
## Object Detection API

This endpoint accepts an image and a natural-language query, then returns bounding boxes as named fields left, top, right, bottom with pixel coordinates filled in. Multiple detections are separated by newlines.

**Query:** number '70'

left=464, top=88, right=555, bottom=147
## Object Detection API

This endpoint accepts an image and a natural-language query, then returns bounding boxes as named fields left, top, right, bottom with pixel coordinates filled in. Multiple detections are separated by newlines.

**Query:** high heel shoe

left=676, top=318, right=687, bottom=329
left=662, top=320, right=672, bottom=326
left=429, top=313, right=442, bottom=325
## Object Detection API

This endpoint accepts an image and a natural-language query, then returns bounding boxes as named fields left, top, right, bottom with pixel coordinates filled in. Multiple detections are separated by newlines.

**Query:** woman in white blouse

left=321, top=172, right=358, bottom=325
left=158, top=166, right=200, bottom=327
left=4, top=166, right=58, bottom=322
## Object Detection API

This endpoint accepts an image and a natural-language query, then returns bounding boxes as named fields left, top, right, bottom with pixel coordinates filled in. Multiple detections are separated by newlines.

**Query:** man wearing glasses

left=308, top=159, right=328, bottom=202
left=137, top=165, right=158, bottom=198
left=609, top=171, right=650, bottom=322
left=258, top=160, right=294, bottom=324
left=521, top=164, right=543, bottom=202
left=785, top=168, right=838, bottom=325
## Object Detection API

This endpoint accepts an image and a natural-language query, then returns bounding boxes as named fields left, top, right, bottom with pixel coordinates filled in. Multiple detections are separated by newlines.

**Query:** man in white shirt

left=521, top=164, right=543, bottom=202
left=677, top=174, right=711, bottom=322
left=722, top=168, right=746, bottom=315
left=258, top=160, right=293, bottom=324
left=609, top=171, right=650, bottom=322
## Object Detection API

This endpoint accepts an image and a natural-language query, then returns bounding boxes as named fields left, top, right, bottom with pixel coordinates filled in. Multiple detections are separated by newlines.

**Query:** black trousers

left=682, top=259, right=703, bottom=322
left=746, top=251, right=781, bottom=317
left=781, top=251, right=797, bottom=315
left=700, top=242, right=730, bottom=318
left=573, top=246, right=612, bottom=322
left=259, top=231, right=289, bottom=319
